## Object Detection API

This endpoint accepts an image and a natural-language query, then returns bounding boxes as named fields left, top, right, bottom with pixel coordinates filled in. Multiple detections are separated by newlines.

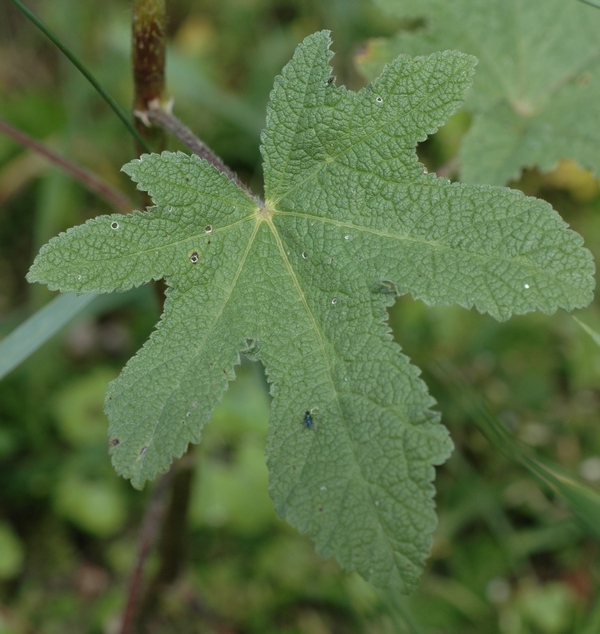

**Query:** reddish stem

left=118, top=472, right=174, bottom=634
left=0, top=119, right=132, bottom=212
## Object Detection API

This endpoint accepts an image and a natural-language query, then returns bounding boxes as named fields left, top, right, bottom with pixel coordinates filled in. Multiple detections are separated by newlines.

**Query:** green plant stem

left=0, top=119, right=132, bottom=212
left=9, top=0, right=152, bottom=153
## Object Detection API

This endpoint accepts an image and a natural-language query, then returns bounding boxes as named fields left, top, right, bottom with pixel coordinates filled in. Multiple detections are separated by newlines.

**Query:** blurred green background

left=1, top=1, right=600, bottom=632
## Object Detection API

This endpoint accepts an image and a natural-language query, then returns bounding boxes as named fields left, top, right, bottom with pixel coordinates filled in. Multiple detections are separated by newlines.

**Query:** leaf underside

left=27, top=31, right=594, bottom=591
left=360, top=0, right=600, bottom=184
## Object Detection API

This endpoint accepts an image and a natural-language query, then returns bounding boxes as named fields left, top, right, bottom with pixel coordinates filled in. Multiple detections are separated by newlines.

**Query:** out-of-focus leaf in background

left=358, top=0, right=600, bottom=185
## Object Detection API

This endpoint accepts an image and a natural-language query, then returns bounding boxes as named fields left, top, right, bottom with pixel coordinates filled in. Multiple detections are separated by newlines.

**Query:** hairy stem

left=140, top=107, right=256, bottom=198
left=136, top=452, right=196, bottom=623
left=132, top=0, right=167, bottom=154
left=119, top=472, right=174, bottom=634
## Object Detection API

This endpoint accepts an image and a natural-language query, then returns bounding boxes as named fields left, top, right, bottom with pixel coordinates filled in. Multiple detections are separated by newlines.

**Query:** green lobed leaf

left=360, top=0, right=600, bottom=184
left=27, top=31, right=594, bottom=591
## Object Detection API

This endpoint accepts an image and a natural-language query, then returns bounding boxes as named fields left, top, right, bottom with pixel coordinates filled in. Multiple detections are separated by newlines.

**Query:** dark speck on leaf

left=109, top=438, right=120, bottom=448
left=303, top=410, right=313, bottom=428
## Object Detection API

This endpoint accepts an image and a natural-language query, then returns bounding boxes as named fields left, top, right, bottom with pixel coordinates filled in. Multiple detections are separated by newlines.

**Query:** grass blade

left=432, top=360, right=600, bottom=542
left=0, top=292, right=97, bottom=380
left=573, top=316, right=600, bottom=347
left=9, top=0, right=152, bottom=153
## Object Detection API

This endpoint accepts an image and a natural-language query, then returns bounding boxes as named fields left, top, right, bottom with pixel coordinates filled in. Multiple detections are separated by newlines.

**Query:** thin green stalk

left=9, top=0, right=152, bottom=153
left=431, top=359, right=600, bottom=542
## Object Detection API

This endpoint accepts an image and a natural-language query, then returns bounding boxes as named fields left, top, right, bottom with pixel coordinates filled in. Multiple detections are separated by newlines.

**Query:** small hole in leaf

left=331, top=298, right=337, bottom=305
left=375, top=96, right=383, bottom=104
left=111, top=221, right=119, bottom=230
left=189, top=251, right=199, bottom=264
left=205, top=225, right=213, bottom=234
left=301, top=251, right=308, bottom=259
left=139, top=446, right=148, bottom=457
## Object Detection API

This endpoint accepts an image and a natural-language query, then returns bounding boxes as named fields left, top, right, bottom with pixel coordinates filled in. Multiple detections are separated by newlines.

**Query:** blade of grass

left=0, top=292, right=97, bottom=380
left=573, top=316, right=600, bottom=347
left=380, top=591, right=427, bottom=634
left=432, top=360, right=600, bottom=542
left=9, top=0, right=152, bottom=153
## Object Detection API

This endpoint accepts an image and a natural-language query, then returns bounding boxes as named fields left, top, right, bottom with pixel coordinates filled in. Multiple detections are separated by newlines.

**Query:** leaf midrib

left=113, top=219, right=262, bottom=482
left=266, top=214, right=412, bottom=578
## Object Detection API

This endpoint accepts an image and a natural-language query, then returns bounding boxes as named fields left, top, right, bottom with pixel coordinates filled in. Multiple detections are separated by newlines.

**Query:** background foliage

left=1, top=0, right=600, bottom=632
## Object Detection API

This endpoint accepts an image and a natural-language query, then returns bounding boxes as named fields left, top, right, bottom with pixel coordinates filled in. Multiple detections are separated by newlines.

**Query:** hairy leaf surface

left=28, top=31, right=594, bottom=591
left=359, top=0, right=600, bottom=184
